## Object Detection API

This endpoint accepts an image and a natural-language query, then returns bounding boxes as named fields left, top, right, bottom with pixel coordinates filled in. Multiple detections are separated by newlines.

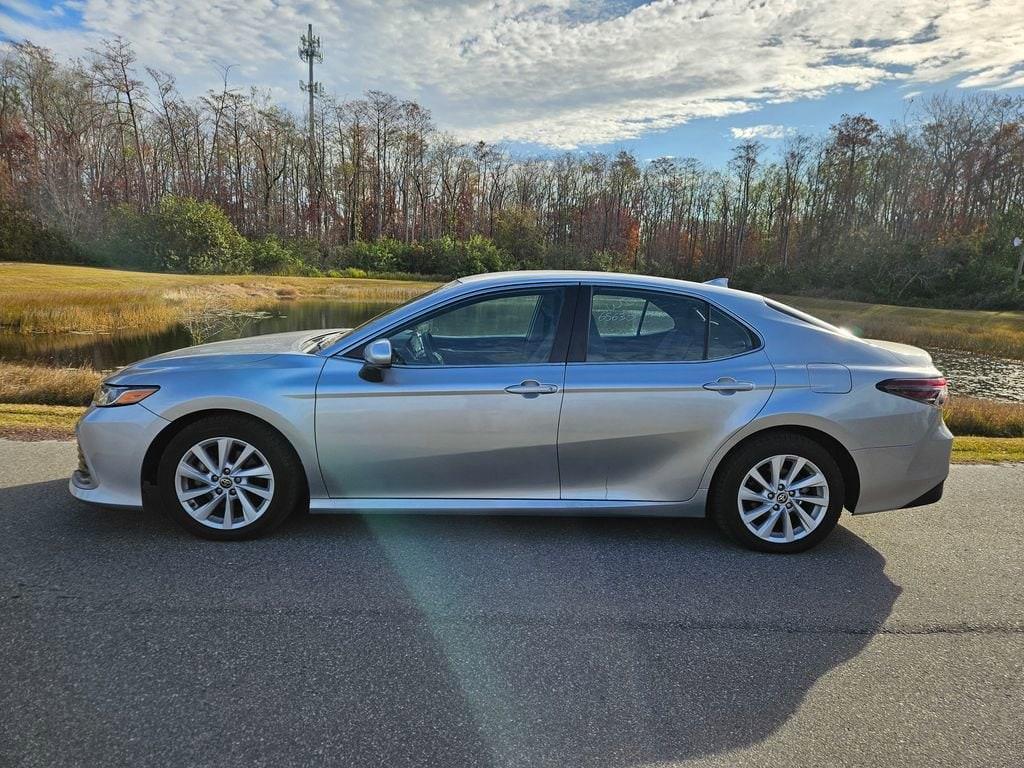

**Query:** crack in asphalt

left=3, top=594, right=1022, bottom=637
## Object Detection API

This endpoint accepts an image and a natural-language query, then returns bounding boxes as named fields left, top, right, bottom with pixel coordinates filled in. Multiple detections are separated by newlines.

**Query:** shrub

left=327, top=235, right=510, bottom=277
left=102, top=196, right=252, bottom=274
left=250, top=236, right=301, bottom=274
left=0, top=202, right=94, bottom=265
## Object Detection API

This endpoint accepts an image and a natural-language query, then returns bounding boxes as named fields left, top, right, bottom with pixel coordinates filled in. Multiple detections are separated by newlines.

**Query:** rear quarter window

left=707, top=306, right=759, bottom=359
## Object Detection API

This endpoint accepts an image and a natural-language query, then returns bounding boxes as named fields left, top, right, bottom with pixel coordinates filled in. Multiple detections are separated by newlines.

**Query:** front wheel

left=712, top=433, right=845, bottom=553
left=156, top=415, right=304, bottom=540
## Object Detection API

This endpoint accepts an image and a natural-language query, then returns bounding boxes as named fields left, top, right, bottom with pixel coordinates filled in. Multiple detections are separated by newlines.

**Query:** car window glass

left=639, top=303, right=674, bottom=335
left=588, top=289, right=706, bottom=362
left=707, top=305, right=757, bottom=359
left=388, top=289, right=564, bottom=366
left=591, top=294, right=646, bottom=336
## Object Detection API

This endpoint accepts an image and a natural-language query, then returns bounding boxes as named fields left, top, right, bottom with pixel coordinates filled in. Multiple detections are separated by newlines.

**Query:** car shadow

left=2, top=479, right=900, bottom=767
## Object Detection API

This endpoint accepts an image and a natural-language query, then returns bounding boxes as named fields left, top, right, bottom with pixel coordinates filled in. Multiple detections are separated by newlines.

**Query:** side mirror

left=363, top=338, right=393, bottom=368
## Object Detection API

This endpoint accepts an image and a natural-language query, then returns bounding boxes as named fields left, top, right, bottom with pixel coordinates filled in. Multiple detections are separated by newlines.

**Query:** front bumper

left=850, top=417, right=953, bottom=514
left=69, top=404, right=170, bottom=509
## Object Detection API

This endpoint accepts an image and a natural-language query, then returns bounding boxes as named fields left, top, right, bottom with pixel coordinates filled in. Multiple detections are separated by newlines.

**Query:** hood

left=106, top=328, right=350, bottom=381
left=861, top=338, right=934, bottom=366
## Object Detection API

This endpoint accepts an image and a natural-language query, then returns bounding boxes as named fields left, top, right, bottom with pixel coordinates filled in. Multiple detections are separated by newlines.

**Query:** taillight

left=876, top=377, right=949, bottom=406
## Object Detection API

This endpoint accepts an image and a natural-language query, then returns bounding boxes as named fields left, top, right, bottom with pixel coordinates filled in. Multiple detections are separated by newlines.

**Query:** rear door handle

left=505, top=380, right=559, bottom=396
left=703, top=377, right=755, bottom=393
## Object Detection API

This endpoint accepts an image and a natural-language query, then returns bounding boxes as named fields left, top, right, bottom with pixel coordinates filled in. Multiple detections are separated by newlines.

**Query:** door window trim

left=568, top=285, right=763, bottom=365
left=340, top=284, right=580, bottom=369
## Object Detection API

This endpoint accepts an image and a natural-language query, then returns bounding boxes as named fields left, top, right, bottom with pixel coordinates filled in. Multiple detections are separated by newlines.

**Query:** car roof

left=455, top=270, right=762, bottom=304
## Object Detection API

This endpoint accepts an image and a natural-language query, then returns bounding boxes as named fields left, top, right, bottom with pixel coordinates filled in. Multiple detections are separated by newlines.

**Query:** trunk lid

left=862, top=338, right=934, bottom=367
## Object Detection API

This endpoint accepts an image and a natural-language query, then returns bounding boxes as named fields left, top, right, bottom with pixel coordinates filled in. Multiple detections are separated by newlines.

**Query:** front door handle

left=505, top=380, right=559, bottom=396
left=703, top=377, right=755, bottom=393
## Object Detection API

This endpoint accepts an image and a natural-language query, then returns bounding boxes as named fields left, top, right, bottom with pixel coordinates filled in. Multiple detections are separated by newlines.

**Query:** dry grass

left=275, top=286, right=299, bottom=300
left=0, top=362, right=101, bottom=406
left=0, top=262, right=436, bottom=335
left=0, top=290, right=179, bottom=334
left=944, top=396, right=1024, bottom=438
left=776, top=295, right=1024, bottom=360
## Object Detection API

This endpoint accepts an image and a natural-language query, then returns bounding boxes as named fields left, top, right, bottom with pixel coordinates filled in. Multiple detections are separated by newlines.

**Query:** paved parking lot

left=1, top=439, right=1022, bottom=767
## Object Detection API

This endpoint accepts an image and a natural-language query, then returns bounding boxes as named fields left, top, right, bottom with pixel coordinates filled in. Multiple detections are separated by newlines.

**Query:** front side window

left=386, top=288, right=565, bottom=366
left=586, top=288, right=756, bottom=362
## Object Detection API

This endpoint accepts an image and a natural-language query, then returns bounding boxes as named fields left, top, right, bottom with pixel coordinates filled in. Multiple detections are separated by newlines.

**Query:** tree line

left=2, top=39, right=1024, bottom=307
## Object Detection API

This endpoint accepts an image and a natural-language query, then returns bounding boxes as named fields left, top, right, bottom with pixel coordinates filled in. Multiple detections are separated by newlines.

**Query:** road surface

left=1, top=439, right=1021, bottom=767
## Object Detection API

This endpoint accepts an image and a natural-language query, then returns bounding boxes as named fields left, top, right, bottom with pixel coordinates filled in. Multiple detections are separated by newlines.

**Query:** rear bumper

left=69, top=404, right=169, bottom=509
left=901, top=481, right=944, bottom=509
left=850, top=417, right=953, bottom=514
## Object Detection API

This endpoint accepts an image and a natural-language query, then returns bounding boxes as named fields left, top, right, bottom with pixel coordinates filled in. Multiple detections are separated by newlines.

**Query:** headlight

left=92, top=384, right=160, bottom=407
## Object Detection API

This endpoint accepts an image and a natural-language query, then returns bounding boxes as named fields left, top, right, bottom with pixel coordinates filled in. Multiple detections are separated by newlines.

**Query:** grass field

left=950, top=437, right=1024, bottom=463
left=776, top=294, right=1024, bottom=360
left=0, top=262, right=436, bottom=334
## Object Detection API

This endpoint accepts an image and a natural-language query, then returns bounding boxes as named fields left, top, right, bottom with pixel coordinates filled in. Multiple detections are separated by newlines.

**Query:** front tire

left=157, top=415, right=303, bottom=540
left=711, top=433, right=844, bottom=553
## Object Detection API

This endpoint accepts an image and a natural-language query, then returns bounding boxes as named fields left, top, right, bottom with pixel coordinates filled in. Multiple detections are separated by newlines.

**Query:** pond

left=0, top=300, right=395, bottom=371
left=1, top=299, right=1022, bottom=403
left=928, top=348, right=1024, bottom=403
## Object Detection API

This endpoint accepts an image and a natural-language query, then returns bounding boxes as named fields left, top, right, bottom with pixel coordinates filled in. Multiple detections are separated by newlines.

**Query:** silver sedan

left=70, top=271, right=952, bottom=552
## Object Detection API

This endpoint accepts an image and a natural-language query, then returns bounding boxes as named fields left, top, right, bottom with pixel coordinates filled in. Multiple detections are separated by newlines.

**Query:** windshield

left=314, top=281, right=454, bottom=353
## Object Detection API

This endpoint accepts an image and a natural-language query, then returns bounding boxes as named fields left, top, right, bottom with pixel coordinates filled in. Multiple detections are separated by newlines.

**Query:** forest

left=2, top=38, right=1024, bottom=308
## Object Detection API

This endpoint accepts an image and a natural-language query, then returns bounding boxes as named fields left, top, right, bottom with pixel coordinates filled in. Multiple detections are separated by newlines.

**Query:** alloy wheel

left=174, top=436, right=275, bottom=530
left=736, top=454, right=830, bottom=544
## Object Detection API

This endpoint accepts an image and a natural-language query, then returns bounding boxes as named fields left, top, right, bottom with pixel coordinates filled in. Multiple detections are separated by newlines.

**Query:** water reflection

left=0, top=300, right=394, bottom=371
left=2, top=300, right=1022, bottom=402
left=929, top=348, right=1024, bottom=403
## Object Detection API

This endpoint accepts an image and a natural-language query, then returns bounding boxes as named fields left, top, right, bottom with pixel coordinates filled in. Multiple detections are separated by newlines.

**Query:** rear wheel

left=712, top=433, right=844, bottom=553
left=157, top=415, right=303, bottom=540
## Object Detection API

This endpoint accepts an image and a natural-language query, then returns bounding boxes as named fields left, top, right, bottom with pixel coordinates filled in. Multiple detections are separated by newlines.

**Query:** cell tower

left=298, top=23, right=324, bottom=227
left=298, top=23, right=323, bottom=141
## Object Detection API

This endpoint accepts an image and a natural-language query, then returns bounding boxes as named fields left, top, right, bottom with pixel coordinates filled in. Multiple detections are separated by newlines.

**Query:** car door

left=557, top=285, right=774, bottom=502
left=315, top=285, right=576, bottom=499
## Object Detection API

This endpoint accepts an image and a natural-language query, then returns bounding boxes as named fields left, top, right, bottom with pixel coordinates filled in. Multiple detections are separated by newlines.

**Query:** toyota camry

left=70, top=271, right=952, bottom=552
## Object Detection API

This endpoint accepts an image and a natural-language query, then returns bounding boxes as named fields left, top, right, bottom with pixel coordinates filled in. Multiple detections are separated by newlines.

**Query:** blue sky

left=3, top=0, right=1023, bottom=165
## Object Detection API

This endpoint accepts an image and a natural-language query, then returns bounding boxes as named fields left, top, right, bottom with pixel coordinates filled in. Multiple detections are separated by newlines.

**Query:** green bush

left=328, top=235, right=511, bottom=278
left=249, top=235, right=300, bottom=274
left=102, top=196, right=252, bottom=274
left=0, top=203, right=94, bottom=264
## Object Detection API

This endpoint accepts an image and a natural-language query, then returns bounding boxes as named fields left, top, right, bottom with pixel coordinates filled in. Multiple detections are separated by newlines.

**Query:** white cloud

left=730, top=124, right=796, bottom=141
left=2, top=1, right=1023, bottom=148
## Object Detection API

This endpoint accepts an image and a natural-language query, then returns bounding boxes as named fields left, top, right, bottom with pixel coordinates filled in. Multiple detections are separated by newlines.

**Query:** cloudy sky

left=3, top=0, right=1023, bottom=163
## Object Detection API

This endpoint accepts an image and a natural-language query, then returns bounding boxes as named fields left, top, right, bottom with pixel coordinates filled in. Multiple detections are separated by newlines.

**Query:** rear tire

left=711, top=432, right=844, bottom=553
left=157, top=415, right=304, bottom=540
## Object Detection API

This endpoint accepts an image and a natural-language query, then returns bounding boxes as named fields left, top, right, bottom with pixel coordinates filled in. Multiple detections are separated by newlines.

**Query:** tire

left=711, top=432, right=845, bottom=553
left=156, top=414, right=304, bottom=540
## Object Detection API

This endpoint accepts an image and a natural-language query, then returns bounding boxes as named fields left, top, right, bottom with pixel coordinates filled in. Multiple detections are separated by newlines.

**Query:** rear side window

left=586, top=288, right=757, bottom=362
left=708, top=306, right=759, bottom=359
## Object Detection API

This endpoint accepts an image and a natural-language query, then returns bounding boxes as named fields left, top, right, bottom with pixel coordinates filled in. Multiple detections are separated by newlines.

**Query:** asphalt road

left=1, top=439, right=1022, bottom=768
